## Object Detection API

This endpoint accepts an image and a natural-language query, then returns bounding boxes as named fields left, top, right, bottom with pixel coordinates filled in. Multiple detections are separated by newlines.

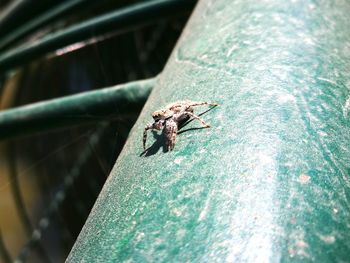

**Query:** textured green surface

left=0, top=78, right=155, bottom=139
left=67, top=0, right=350, bottom=261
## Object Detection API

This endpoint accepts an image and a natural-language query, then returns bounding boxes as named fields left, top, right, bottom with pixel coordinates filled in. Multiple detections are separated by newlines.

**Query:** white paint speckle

left=319, top=234, right=336, bottom=244
left=198, top=195, right=211, bottom=221
left=318, top=131, right=328, bottom=137
left=174, top=156, right=185, bottom=165
left=227, top=44, right=239, bottom=57
left=309, top=4, right=316, bottom=10
left=172, top=207, right=182, bottom=217
left=255, top=64, right=266, bottom=71
left=317, top=77, right=337, bottom=86
left=342, top=96, right=350, bottom=118
left=199, top=148, right=207, bottom=154
left=278, top=94, right=296, bottom=103
left=135, top=232, right=145, bottom=242
left=303, top=37, right=314, bottom=45
left=298, top=173, right=311, bottom=184
left=272, top=14, right=283, bottom=23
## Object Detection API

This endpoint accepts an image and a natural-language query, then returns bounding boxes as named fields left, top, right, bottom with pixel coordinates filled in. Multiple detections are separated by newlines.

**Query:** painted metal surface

left=68, top=0, right=350, bottom=261
left=0, top=78, right=155, bottom=139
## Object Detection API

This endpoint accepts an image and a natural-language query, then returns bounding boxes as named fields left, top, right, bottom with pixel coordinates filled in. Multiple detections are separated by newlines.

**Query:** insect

left=143, top=100, right=218, bottom=151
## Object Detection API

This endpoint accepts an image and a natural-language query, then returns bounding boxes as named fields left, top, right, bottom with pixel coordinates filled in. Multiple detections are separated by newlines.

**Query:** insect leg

left=143, top=120, right=164, bottom=150
left=165, top=119, right=178, bottom=151
left=186, top=112, right=211, bottom=127
left=187, top=101, right=218, bottom=107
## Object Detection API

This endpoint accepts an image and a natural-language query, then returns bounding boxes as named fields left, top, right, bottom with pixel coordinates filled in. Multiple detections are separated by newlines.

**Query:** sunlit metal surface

left=68, top=0, right=350, bottom=261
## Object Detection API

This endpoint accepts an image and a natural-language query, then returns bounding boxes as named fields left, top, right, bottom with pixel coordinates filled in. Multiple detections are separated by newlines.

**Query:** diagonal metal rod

left=0, top=0, right=196, bottom=73
left=0, top=0, right=27, bottom=30
left=0, top=77, right=155, bottom=139
left=0, top=0, right=90, bottom=51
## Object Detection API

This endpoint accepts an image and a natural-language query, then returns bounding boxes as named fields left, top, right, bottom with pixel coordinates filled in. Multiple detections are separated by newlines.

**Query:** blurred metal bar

left=6, top=144, right=32, bottom=237
left=16, top=123, right=107, bottom=263
left=0, top=0, right=90, bottom=51
left=0, top=0, right=196, bottom=72
left=0, top=77, right=155, bottom=139
left=0, top=229, right=12, bottom=263
left=0, top=0, right=27, bottom=30
left=6, top=142, right=52, bottom=263
left=0, top=0, right=59, bottom=37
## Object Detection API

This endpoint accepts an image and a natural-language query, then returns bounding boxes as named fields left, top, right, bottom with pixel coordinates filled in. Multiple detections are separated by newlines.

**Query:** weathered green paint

left=0, top=78, right=155, bottom=139
left=67, top=0, right=350, bottom=262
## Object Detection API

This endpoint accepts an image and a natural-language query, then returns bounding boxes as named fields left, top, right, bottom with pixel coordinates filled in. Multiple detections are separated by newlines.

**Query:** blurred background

left=0, top=0, right=194, bottom=262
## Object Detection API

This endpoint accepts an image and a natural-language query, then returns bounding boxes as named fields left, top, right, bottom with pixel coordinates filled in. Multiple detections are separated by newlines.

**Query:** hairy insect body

left=143, top=100, right=217, bottom=151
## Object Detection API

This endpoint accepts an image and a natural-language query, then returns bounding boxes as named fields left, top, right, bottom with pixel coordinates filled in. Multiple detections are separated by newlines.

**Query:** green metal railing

left=0, top=1, right=193, bottom=262
left=0, top=78, right=155, bottom=139
left=2, top=0, right=350, bottom=262
left=67, top=0, right=350, bottom=262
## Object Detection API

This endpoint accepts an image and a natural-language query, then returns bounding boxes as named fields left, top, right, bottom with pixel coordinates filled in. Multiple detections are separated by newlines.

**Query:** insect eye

left=152, top=109, right=170, bottom=121
left=152, top=112, right=161, bottom=120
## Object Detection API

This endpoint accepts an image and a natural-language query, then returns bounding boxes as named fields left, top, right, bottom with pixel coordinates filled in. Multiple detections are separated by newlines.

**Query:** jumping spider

left=143, top=100, right=218, bottom=151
